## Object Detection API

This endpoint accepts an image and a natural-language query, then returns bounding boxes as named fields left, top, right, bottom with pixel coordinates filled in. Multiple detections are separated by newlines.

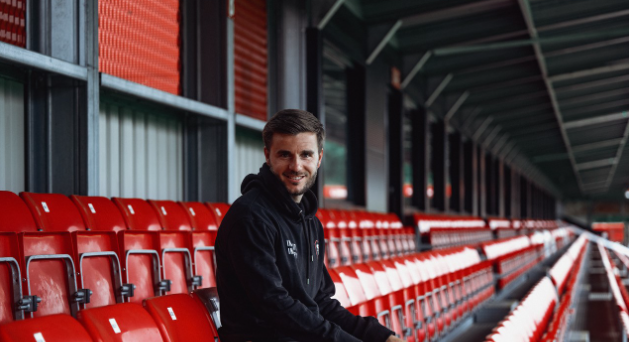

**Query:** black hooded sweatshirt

left=215, top=163, right=394, bottom=342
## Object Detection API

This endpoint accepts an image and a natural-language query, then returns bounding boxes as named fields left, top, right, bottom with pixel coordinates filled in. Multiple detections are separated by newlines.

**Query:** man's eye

left=279, top=153, right=290, bottom=158
left=301, top=153, right=313, bottom=159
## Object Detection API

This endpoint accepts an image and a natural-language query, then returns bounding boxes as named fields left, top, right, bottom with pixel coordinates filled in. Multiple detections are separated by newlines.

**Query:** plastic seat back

left=334, top=266, right=368, bottom=307
left=77, top=302, right=164, bottom=341
left=71, top=195, right=127, bottom=232
left=0, top=233, right=24, bottom=323
left=207, top=203, right=230, bottom=225
left=0, top=313, right=93, bottom=342
left=117, top=231, right=164, bottom=302
left=180, top=201, right=219, bottom=231
left=149, top=200, right=193, bottom=231
left=328, top=269, right=352, bottom=308
left=19, top=232, right=81, bottom=318
left=144, top=293, right=219, bottom=341
left=112, top=198, right=162, bottom=231
left=0, top=191, right=38, bottom=232
left=20, top=193, right=86, bottom=232
left=192, top=287, right=222, bottom=332
left=191, top=231, right=217, bottom=288
left=158, top=231, right=200, bottom=294
left=72, top=231, right=126, bottom=309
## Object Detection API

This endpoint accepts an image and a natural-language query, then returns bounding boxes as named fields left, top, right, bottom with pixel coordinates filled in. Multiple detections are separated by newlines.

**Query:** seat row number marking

left=41, top=202, right=50, bottom=213
left=128, top=205, right=135, bottom=215
left=34, top=332, right=46, bottom=342
left=109, top=318, right=121, bottom=334
left=88, top=203, right=96, bottom=214
left=161, top=207, right=167, bottom=215
left=167, top=307, right=177, bottom=320
left=189, top=208, right=196, bottom=216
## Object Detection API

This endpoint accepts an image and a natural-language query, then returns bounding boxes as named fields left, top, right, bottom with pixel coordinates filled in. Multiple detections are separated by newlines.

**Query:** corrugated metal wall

left=0, top=78, right=25, bottom=193
left=99, top=102, right=183, bottom=200
left=234, top=127, right=265, bottom=193
left=234, top=0, right=268, bottom=121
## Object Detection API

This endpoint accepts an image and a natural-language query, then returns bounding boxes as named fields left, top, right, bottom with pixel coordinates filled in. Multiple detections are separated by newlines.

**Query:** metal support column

left=305, top=27, right=324, bottom=206
left=464, top=140, right=477, bottom=215
left=388, top=88, right=404, bottom=219
left=412, top=108, right=429, bottom=211
left=449, top=132, right=463, bottom=212
left=346, top=65, right=366, bottom=206
left=432, top=120, right=446, bottom=212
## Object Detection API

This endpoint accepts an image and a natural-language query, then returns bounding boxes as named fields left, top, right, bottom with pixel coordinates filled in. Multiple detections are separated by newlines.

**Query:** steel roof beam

left=397, top=0, right=512, bottom=27
left=549, top=62, right=629, bottom=83
left=554, top=74, right=629, bottom=93
left=537, top=8, right=629, bottom=33
left=401, top=51, right=432, bottom=89
left=482, top=125, right=502, bottom=147
left=576, top=158, right=617, bottom=171
left=572, top=138, right=624, bottom=153
left=564, top=112, right=629, bottom=130
left=544, top=36, right=629, bottom=58
left=560, top=89, right=629, bottom=108
left=317, top=0, right=346, bottom=30
left=517, top=0, right=583, bottom=193
left=604, top=119, right=629, bottom=189
left=366, top=20, right=402, bottom=65
left=425, top=73, right=453, bottom=107
left=433, top=28, right=629, bottom=56
left=445, top=91, right=469, bottom=121
left=472, top=117, right=493, bottom=140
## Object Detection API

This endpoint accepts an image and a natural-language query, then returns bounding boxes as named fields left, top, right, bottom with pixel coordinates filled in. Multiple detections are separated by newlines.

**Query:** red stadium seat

left=20, top=193, right=86, bottom=232
left=149, top=200, right=193, bottom=231
left=180, top=202, right=219, bottom=231
left=0, top=191, right=38, bottom=232
left=143, top=293, right=219, bottom=341
left=77, top=302, right=165, bottom=341
left=191, top=231, right=218, bottom=289
left=19, top=232, right=85, bottom=318
left=71, top=195, right=127, bottom=232
left=112, top=198, right=162, bottom=231
left=0, top=313, right=93, bottom=342
left=180, top=202, right=219, bottom=288
left=71, top=231, right=130, bottom=308
left=206, top=203, right=230, bottom=225
left=328, top=269, right=352, bottom=309
left=158, top=231, right=201, bottom=294
left=117, top=231, right=167, bottom=302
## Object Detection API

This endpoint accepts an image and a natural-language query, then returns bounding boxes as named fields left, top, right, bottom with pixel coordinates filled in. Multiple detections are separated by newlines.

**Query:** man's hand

left=386, top=335, right=407, bottom=342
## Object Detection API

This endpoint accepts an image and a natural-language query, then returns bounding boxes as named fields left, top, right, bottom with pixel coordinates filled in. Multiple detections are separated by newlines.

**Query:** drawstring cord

left=300, top=210, right=313, bottom=285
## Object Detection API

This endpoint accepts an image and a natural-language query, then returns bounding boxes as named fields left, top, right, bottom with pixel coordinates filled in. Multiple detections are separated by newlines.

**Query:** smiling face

left=264, top=132, right=323, bottom=203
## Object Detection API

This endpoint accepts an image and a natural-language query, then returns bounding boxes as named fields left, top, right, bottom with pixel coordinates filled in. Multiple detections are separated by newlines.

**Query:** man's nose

left=289, top=157, right=303, bottom=171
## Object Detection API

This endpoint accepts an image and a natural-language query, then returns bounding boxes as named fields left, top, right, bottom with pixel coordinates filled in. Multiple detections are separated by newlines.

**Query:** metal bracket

left=156, top=279, right=172, bottom=293
left=17, top=295, right=41, bottom=314
left=189, top=275, right=203, bottom=288
left=119, top=283, right=135, bottom=299
left=377, top=309, right=392, bottom=329
left=73, top=288, right=92, bottom=304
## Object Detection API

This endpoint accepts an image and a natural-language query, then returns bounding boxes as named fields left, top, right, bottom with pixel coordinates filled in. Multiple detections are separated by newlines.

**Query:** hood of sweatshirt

left=241, top=163, right=319, bottom=221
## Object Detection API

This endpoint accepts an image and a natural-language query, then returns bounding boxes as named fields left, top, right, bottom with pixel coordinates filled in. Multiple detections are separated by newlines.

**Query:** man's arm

left=224, top=217, right=361, bottom=342
left=315, top=266, right=397, bottom=342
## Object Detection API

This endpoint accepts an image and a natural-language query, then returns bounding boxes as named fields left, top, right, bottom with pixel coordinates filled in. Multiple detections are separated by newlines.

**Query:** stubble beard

left=275, top=169, right=318, bottom=198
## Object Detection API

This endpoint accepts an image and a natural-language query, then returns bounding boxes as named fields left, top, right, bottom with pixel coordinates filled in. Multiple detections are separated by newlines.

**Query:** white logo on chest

left=287, top=240, right=298, bottom=258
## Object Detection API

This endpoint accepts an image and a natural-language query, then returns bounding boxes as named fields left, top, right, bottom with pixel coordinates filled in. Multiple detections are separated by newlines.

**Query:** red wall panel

left=234, top=0, right=268, bottom=121
left=0, top=0, right=26, bottom=47
left=99, top=0, right=181, bottom=95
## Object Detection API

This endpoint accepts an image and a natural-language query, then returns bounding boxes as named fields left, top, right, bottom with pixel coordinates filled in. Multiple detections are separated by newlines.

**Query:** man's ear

left=317, top=148, right=323, bottom=169
left=264, top=146, right=270, bottom=164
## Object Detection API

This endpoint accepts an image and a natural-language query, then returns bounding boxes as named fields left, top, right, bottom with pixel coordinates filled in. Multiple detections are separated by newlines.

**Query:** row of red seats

left=599, top=243, right=629, bottom=339
left=482, top=236, right=544, bottom=289
left=542, top=235, right=588, bottom=341
left=330, top=247, right=494, bottom=342
left=0, top=191, right=227, bottom=341
left=317, top=209, right=416, bottom=269
left=484, top=235, right=587, bottom=341
left=0, top=191, right=229, bottom=233
left=429, top=228, right=493, bottom=250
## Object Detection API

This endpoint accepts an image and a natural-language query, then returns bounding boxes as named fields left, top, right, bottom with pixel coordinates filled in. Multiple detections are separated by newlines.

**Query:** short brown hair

left=263, top=109, right=325, bottom=151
